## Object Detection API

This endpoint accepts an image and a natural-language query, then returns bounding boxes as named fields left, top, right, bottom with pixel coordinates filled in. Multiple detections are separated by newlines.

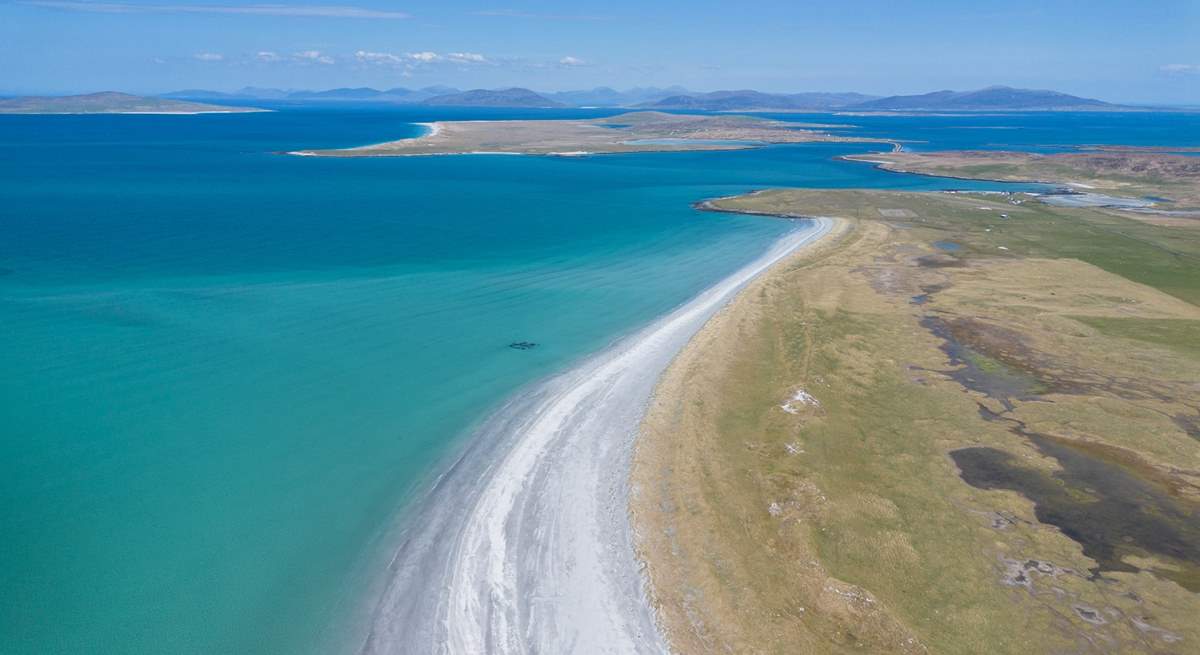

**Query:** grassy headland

left=632, top=189, right=1200, bottom=653
left=291, top=111, right=884, bottom=157
left=845, top=150, right=1200, bottom=219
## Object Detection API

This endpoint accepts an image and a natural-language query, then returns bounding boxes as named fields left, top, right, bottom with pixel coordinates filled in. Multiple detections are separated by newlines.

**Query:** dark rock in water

left=509, top=341, right=538, bottom=350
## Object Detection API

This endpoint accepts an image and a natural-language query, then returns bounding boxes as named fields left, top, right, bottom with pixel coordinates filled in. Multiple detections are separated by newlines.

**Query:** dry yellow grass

left=632, top=190, right=1200, bottom=654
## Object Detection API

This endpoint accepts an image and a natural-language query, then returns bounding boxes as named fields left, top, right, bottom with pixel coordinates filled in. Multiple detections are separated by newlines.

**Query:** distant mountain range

left=152, top=85, right=1131, bottom=111
left=545, top=86, right=691, bottom=107
left=642, top=86, right=1122, bottom=112
left=848, top=86, right=1116, bottom=111
left=641, top=90, right=880, bottom=111
left=162, top=85, right=569, bottom=107
left=162, top=85, right=462, bottom=103
left=0, top=91, right=262, bottom=114
left=422, top=88, right=565, bottom=108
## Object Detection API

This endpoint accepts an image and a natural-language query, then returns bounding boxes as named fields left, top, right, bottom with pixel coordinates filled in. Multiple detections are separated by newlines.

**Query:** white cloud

left=23, top=0, right=410, bottom=18
left=255, top=51, right=282, bottom=62
left=294, top=50, right=335, bottom=64
left=447, top=52, right=488, bottom=64
left=1161, top=63, right=1200, bottom=75
left=353, top=49, right=496, bottom=70
left=558, top=55, right=587, bottom=67
left=193, top=52, right=223, bottom=61
left=355, top=50, right=404, bottom=65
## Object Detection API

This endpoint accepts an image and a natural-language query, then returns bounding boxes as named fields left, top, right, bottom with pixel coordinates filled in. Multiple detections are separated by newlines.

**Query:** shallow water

left=1038, top=191, right=1156, bottom=208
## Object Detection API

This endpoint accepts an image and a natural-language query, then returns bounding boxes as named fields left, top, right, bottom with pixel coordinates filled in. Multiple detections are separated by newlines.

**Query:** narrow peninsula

left=846, top=149, right=1200, bottom=219
left=290, top=111, right=881, bottom=157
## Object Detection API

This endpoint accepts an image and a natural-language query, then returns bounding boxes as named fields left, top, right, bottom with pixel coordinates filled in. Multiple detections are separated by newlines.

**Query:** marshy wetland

left=952, top=431, right=1200, bottom=592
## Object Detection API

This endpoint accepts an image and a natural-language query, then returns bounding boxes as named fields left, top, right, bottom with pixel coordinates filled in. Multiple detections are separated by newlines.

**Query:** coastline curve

left=355, top=217, right=833, bottom=655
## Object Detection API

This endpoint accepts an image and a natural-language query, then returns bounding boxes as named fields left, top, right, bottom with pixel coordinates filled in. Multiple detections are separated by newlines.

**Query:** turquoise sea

left=0, top=107, right=1186, bottom=654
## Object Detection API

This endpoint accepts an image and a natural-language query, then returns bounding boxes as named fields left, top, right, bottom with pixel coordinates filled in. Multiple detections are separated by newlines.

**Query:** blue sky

left=2, top=0, right=1198, bottom=103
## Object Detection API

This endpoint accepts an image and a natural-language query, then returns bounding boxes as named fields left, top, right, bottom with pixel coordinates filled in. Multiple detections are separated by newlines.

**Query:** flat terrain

left=846, top=150, right=1200, bottom=220
left=292, top=111, right=882, bottom=157
left=632, top=188, right=1200, bottom=653
left=0, top=91, right=263, bottom=114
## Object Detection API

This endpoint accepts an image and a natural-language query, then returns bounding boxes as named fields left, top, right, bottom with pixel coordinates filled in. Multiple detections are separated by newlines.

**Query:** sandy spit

left=629, top=215, right=850, bottom=652
left=352, top=218, right=834, bottom=654
left=415, top=121, right=443, bottom=137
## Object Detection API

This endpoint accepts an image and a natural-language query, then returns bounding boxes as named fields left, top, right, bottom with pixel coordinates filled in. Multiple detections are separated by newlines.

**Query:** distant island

left=164, top=85, right=566, bottom=108
left=0, top=92, right=265, bottom=114
left=0, top=91, right=265, bottom=113
left=158, top=84, right=1146, bottom=112
left=846, top=85, right=1119, bottom=111
left=645, top=86, right=1128, bottom=112
left=546, top=86, right=690, bottom=107
left=163, top=85, right=689, bottom=107
left=163, top=85, right=461, bottom=104
left=420, top=87, right=565, bottom=108
left=291, top=111, right=881, bottom=157
left=640, top=90, right=881, bottom=111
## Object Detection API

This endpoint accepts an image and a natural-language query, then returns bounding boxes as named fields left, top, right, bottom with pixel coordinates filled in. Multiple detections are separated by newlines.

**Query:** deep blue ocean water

left=0, top=107, right=1186, bottom=654
left=767, top=109, right=1200, bottom=153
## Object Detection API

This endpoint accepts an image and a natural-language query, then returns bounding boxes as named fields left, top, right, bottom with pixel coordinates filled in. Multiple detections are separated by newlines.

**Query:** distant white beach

left=416, top=122, right=442, bottom=137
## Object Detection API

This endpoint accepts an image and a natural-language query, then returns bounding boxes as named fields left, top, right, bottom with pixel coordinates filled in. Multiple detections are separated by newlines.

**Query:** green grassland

left=844, top=151, right=1200, bottom=213
left=719, top=189, right=1200, bottom=303
left=634, top=190, right=1200, bottom=654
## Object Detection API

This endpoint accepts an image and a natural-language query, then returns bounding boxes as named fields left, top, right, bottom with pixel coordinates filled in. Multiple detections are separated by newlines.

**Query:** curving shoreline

left=353, top=218, right=834, bottom=654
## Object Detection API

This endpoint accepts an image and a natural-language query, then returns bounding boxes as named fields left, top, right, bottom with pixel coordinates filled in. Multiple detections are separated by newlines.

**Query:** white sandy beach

left=354, top=218, right=832, bottom=654
left=416, top=121, right=443, bottom=137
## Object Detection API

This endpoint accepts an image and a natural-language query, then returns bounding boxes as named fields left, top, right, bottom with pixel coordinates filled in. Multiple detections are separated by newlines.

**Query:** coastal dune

left=356, top=218, right=833, bottom=654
